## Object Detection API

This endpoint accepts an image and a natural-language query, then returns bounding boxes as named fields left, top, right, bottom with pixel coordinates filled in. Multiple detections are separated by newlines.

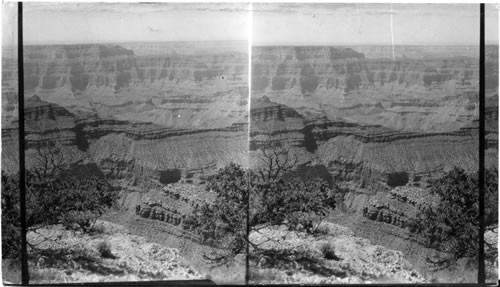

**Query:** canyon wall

left=3, top=93, right=484, bottom=194
left=2, top=96, right=249, bottom=188
left=2, top=42, right=249, bottom=129
left=249, top=97, right=483, bottom=193
left=3, top=43, right=496, bottom=192
left=4, top=44, right=494, bottom=133
left=1, top=43, right=496, bottom=283
left=251, top=46, right=486, bottom=132
left=2, top=44, right=496, bottom=254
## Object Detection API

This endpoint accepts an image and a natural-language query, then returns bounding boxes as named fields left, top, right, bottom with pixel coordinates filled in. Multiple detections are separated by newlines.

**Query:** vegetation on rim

left=416, top=167, right=498, bottom=267
left=183, top=139, right=338, bottom=264
left=1, top=143, right=118, bottom=259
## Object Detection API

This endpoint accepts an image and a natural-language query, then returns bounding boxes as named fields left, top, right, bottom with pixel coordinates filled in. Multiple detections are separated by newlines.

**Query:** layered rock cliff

left=3, top=94, right=481, bottom=195
left=1, top=43, right=495, bottom=283
left=249, top=96, right=482, bottom=193
left=251, top=46, right=484, bottom=132
left=3, top=44, right=494, bottom=195
left=3, top=43, right=494, bottom=133
left=2, top=96, right=249, bottom=187
left=2, top=42, right=249, bottom=129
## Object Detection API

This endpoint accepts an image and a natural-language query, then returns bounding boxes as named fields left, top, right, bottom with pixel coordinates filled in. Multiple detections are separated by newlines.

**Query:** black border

left=18, top=1, right=29, bottom=285
left=13, top=2, right=490, bottom=286
left=478, top=3, right=486, bottom=285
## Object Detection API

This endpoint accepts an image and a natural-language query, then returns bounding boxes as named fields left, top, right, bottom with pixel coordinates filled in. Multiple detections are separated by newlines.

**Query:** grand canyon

left=1, top=39, right=498, bottom=283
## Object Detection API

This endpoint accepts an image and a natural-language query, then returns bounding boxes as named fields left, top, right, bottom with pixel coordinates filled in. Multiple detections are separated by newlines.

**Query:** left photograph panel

left=2, top=3, right=250, bottom=284
left=2, top=2, right=21, bottom=284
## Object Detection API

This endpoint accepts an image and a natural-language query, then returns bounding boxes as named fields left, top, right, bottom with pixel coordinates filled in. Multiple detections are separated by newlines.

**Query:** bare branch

left=256, top=129, right=297, bottom=182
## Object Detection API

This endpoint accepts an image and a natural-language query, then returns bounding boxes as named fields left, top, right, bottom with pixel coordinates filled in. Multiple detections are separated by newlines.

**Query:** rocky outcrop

left=249, top=223, right=426, bottom=284
left=134, top=184, right=210, bottom=228
left=361, top=187, right=437, bottom=236
left=135, top=204, right=183, bottom=227
left=27, top=220, right=203, bottom=283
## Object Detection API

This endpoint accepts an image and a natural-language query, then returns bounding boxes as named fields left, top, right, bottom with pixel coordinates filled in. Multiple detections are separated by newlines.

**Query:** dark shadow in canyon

left=387, top=172, right=409, bottom=188
left=159, top=169, right=182, bottom=185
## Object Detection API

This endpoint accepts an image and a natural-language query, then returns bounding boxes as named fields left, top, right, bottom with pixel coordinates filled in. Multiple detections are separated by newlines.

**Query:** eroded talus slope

left=2, top=43, right=249, bottom=129
left=251, top=46, right=484, bottom=132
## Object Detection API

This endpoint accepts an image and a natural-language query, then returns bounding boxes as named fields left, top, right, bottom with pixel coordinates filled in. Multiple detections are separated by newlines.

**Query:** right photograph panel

left=249, top=3, right=493, bottom=284
left=485, top=3, right=499, bottom=284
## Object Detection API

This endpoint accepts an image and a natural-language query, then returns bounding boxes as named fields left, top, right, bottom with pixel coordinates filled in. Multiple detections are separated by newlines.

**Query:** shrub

left=1, top=172, right=22, bottom=259
left=1, top=170, right=118, bottom=259
left=26, top=172, right=117, bottom=232
left=251, top=176, right=335, bottom=233
left=417, top=167, right=498, bottom=266
left=314, top=224, right=330, bottom=236
left=319, top=242, right=337, bottom=260
left=185, top=162, right=337, bottom=264
left=95, top=240, right=114, bottom=259
left=187, top=163, right=250, bottom=262
left=87, top=222, right=106, bottom=235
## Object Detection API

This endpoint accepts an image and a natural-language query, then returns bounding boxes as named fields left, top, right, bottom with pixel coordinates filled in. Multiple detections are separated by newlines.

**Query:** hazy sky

left=17, top=2, right=500, bottom=45
left=253, top=3, right=499, bottom=45
left=2, top=2, right=18, bottom=47
left=23, top=3, right=250, bottom=44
